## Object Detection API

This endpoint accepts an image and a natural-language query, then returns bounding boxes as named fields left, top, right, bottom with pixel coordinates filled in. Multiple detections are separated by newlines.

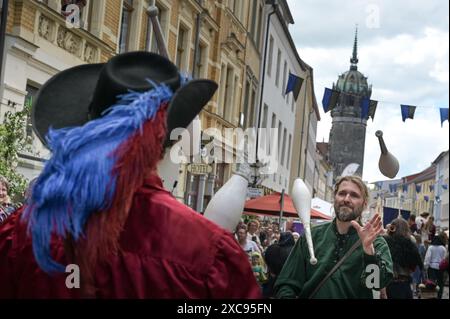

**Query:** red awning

left=243, top=192, right=332, bottom=220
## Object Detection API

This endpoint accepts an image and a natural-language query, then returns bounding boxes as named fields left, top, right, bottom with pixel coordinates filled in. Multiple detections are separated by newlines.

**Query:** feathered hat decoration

left=24, top=51, right=217, bottom=274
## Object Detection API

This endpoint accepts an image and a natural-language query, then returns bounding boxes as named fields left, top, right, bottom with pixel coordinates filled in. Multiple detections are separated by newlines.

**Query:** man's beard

left=334, top=204, right=364, bottom=222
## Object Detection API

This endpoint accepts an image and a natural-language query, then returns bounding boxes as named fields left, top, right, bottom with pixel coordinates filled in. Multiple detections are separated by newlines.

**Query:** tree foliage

left=0, top=104, right=32, bottom=201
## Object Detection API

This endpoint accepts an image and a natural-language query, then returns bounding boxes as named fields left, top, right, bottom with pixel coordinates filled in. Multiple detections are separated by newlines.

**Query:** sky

left=286, top=0, right=449, bottom=183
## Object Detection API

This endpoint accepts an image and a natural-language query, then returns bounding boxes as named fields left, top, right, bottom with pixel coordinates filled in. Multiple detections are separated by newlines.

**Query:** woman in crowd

left=0, top=176, right=18, bottom=224
left=384, top=218, right=423, bottom=299
left=262, top=232, right=295, bottom=298
left=424, top=232, right=447, bottom=299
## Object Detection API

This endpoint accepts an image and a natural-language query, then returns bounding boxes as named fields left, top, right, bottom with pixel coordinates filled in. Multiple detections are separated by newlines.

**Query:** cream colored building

left=1, top=0, right=319, bottom=214
left=314, top=142, right=333, bottom=202
left=433, top=150, right=449, bottom=229
left=0, top=0, right=262, bottom=210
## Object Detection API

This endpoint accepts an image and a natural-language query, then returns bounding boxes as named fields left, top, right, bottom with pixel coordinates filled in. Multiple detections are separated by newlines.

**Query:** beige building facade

left=1, top=0, right=319, bottom=214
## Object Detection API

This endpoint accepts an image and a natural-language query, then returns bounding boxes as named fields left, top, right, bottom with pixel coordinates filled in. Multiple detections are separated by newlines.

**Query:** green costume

left=275, top=219, right=393, bottom=299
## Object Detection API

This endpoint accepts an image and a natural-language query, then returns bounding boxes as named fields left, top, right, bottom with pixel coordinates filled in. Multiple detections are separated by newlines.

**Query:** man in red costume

left=0, top=51, right=261, bottom=298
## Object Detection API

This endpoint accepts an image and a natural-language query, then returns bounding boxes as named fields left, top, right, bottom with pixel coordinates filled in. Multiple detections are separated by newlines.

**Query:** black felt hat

left=32, top=51, right=218, bottom=146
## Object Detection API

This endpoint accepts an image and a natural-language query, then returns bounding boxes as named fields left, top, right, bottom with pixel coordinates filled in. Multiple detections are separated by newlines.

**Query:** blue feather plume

left=23, top=83, right=173, bottom=274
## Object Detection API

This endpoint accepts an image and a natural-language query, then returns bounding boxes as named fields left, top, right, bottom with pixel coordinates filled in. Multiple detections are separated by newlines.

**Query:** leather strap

left=308, top=239, right=362, bottom=299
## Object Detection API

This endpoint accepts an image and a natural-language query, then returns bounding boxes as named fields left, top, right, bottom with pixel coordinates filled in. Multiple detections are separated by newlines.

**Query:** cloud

left=287, top=0, right=449, bottom=48
left=287, top=0, right=449, bottom=183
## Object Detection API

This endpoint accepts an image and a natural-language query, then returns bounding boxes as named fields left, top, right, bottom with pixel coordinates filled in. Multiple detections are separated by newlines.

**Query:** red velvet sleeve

left=205, top=232, right=262, bottom=299
left=0, top=208, right=23, bottom=298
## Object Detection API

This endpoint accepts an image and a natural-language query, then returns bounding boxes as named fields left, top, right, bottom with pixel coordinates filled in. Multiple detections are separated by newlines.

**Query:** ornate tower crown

left=350, top=26, right=359, bottom=70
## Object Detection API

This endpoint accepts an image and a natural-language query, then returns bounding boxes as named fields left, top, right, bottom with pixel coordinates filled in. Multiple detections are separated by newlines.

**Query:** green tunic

left=274, top=219, right=393, bottom=299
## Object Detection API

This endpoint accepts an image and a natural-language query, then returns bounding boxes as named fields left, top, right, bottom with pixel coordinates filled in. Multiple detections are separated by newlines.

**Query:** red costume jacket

left=0, top=175, right=261, bottom=298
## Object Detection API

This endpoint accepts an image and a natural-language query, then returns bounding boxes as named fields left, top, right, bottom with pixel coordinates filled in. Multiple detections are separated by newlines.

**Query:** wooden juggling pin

left=203, top=133, right=255, bottom=232
left=291, top=178, right=317, bottom=265
left=203, top=163, right=250, bottom=232
left=375, top=130, right=399, bottom=179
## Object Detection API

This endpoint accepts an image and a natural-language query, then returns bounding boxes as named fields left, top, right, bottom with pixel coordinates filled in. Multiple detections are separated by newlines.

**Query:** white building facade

left=433, top=151, right=449, bottom=230
left=258, top=0, right=317, bottom=194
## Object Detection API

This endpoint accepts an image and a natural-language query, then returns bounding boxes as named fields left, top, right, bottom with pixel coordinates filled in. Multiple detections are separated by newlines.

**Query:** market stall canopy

left=243, top=192, right=332, bottom=220
left=311, top=197, right=334, bottom=218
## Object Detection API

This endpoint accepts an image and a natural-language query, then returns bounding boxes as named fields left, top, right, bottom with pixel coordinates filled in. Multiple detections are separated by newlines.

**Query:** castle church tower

left=328, top=29, right=375, bottom=179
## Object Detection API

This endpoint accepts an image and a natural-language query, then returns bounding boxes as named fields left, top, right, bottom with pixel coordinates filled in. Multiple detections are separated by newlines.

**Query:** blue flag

left=389, top=184, right=397, bottom=193
left=440, top=108, right=449, bottom=127
left=401, top=105, right=417, bottom=122
left=402, top=184, right=408, bottom=192
left=416, top=184, right=422, bottom=193
left=285, top=72, right=303, bottom=101
left=360, top=97, right=370, bottom=119
left=368, top=100, right=378, bottom=121
left=322, top=88, right=340, bottom=113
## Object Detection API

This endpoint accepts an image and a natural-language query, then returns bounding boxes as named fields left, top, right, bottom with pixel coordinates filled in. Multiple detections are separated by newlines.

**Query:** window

left=228, top=0, right=235, bottom=11
left=262, top=104, right=269, bottom=127
left=286, top=68, right=292, bottom=104
left=25, top=84, right=40, bottom=142
left=78, top=0, right=89, bottom=29
left=260, top=104, right=268, bottom=153
left=86, top=0, right=96, bottom=32
left=346, top=94, right=355, bottom=106
left=255, top=5, right=262, bottom=47
left=219, top=63, right=227, bottom=114
left=291, top=92, right=295, bottom=112
left=176, top=23, right=190, bottom=72
left=232, top=0, right=243, bottom=21
left=239, top=112, right=245, bottom=127
left=223, top=66, right=234, bottom=121
left=187, top=173, right=199, bottom=209
left=267, top=36, right=274, bottom=76
left=194, top=43, right=208, bottom=78
left=176, top=27, right=186, bottom=68
left=277, top=121, right=282, bottom=160
left=119, top=0, right=134, bottom=53
left=287, top=134, right=292, bottom=169
left=215, top=163, right=226, bottom=191
left=281, top=128, right=287, bottom=166
left=269, top=113, right=276, bottom=155
left=249, top=88, right=256, bottom=127
left=242, top=80, right=251, bottom=128
left=282, top=61, right=287, bottom=96
left=250, top=0, right=258, bottom=40
left=275, top=49, right=281, bottom=87
left=232, top=74, right=239, bottom=123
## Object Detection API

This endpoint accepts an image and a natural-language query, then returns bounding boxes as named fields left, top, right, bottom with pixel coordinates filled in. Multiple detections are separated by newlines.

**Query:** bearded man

left=274, top=175, right=393, bottom=299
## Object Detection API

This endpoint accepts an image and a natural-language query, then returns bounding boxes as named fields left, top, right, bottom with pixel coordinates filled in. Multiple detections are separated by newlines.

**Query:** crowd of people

left=404, top=213, right=449, bottom=299
left=234, top=218, right=297, bottom=298
left=1, top=167, right=448, bottom=299
left=231, top=177, right=448, bottom=299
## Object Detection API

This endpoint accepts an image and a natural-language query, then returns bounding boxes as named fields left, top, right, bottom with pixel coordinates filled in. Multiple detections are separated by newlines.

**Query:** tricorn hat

left=32, top=51, right=217, bottom=146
